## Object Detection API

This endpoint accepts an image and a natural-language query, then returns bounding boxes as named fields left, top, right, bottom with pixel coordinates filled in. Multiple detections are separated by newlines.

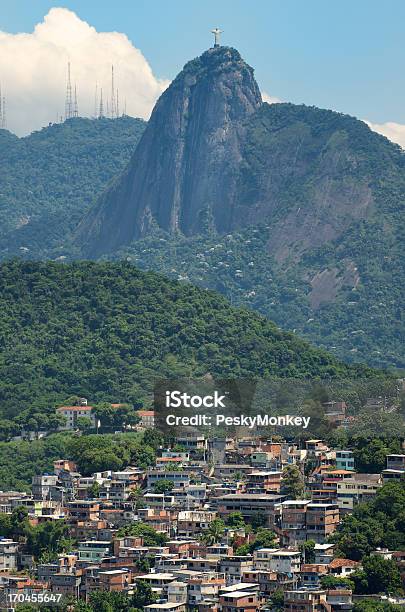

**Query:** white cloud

left=261, top=91, right=282, bottom=105
left=0, top=7, right=169, bottom=135
left=365, top=120, right=405, bottom=149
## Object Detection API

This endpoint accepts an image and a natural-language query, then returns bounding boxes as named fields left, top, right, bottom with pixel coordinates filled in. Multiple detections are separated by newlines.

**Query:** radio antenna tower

left=73, top=84, right=79, bottom=117
left=110, top=65, right=116, bottom=118
left=0, top=86, right=6, bottom=130
left=99, top=88, right=104, bottom=118
left=94, top=82, right=98, bottom=118
left=2, top=94, right=6, bottom=130
left=65, top=62, right=73, bottom=120
left=116, top=89, right=120, bottom=117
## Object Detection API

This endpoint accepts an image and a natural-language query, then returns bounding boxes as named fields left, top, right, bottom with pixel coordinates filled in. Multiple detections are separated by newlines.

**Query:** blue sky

left=1, top=0, right=405, bottom=126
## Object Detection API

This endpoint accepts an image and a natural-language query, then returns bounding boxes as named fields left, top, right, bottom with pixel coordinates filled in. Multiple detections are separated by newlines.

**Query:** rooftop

left=57, top=405, right=93, bottom=412
left=329, top=558, right=360, bottom=569
left=221, top=583, right=258, bottom=592
left=281, top=499, right=312, bottom=505
left=221, top=591, right=257, bottom=599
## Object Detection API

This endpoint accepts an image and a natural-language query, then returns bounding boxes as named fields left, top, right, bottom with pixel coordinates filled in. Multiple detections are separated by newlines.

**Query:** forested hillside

left=0, top=116, right=145, bottom=258
left=103, top=102, right=405, bottom=369
left=0, top=260, right=368, bottom=428
left=115, top=216, right=404, bottom=370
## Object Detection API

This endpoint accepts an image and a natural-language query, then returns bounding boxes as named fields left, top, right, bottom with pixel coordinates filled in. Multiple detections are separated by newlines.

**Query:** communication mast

left=94, top=82, right=98, bottom=118
left=2, top=94, right=6, bottom=129
left=73, top=84, right=79, bottom=117
left=0, top=85, right=6, bottom=130
left=65, top=62, right=73, bottom=120
left=110, top=65, right=116, bottom=118
left=99, top=88, right=104, bottom=118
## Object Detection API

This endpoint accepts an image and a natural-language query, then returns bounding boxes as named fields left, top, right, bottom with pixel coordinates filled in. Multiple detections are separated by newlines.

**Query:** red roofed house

left=56, top=403, right=96, bottom=430
left=156, top=456, right=184, bottom=467
left=328, top=558, right=360, bottom=577
left=56, top=401, right=127, bottom=430
left=136, top=410, right=155, bottom=428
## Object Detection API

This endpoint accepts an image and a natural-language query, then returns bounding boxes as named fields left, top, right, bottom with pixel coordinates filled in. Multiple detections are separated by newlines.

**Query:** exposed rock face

left=76, top=47, right=384, bottom=262
left=235, top=104, right=376, bottom=263
left=76, top=47, right=262, bottom=256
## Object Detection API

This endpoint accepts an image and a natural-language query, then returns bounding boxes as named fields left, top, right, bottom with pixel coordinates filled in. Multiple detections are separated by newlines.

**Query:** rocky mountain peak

left=76, top=47, right=262, bottom=256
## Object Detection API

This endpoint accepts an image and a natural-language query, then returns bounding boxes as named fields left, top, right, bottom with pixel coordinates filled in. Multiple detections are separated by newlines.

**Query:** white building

left=0, top=539, right=18, bottom=571
left=56, top=405, right=96, bottom=430
left=253, top=549, right=301, bottom=574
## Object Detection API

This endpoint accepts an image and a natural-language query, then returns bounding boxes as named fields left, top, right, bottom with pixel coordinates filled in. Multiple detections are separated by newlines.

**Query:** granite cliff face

left=76, top=47, right=262, bottom=256
left=76, top=46, right=396, bottom=269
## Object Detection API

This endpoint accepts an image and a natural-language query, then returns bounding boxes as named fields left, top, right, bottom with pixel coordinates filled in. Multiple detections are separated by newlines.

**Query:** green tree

left=353, top=438, right=398, bottom=473
left=269, top=588, right=284, bottom=610
left=331, top=481, right=405, bottom=559
left=235, top=543, right=251, bottom=555
left=353, top=602, right=404, bottom=611
left=236, top=528, right=276, bottom=554
left=226, top=511, right=246, bottom=529
left=135, top=557, right=151, bottom=573
left=249, top=512, right=266, bottom=531
left=116, top=522, right=167, bottom=546
left=142, top=429, right=164, bottom=451
left=88, top=591, right=130, bottom=611
left=76, top=416, right=93, bottom=433
left=201, top=518, right=225, bottom=545
left=320, top=574, right=355, bottom=590
left=352, top=555, right=402, bottom=595
left=0, top=512, right=12, bottom=536
left=250, top=528, right=276, bottom=552
left=152, top=479, right=174, bottom=494
left=0, top=419, right=17, bottom=441
left=88, top=481, right=100, bottom=498
left=10, top=506, right=29, bottom=537
left=25, top=519, right=70, bottom=560
left=282, top=464, right=304, bottom=499
left=130, top=580, right=156, bottom=608
left=299, top=539, right=316, bottom=564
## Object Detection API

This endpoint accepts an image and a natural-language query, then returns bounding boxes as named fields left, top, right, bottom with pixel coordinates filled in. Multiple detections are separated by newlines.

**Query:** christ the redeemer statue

left=211, top=27, right=223, bottom=47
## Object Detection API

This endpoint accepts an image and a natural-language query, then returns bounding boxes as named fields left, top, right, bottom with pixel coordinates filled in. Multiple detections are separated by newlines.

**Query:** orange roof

left=326, top=470, right=353, bottom=475
left=301, top=564, right=328, bottom=573
left=157, top=457, right=183, bottom=462
left=137, top=410, right=155, bottom=417
left=329, top=558, right=360, bottom=569
left=57, top=405, right=93, bottom=412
